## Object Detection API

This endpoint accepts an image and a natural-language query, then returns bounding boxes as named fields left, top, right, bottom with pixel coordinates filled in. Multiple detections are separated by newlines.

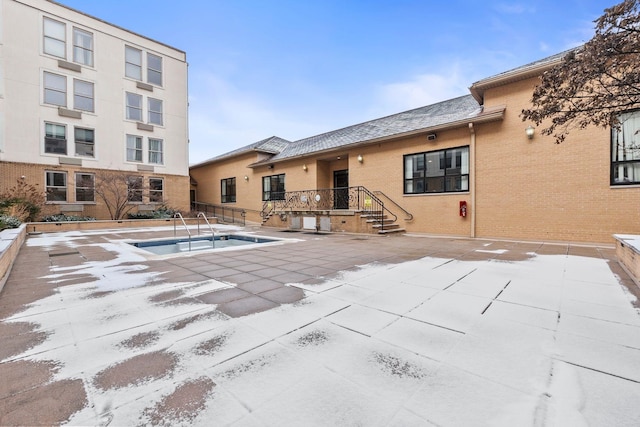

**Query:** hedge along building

left=0, top=0, right=190, bottom=220
left=190, top=49, right=640, bottom=244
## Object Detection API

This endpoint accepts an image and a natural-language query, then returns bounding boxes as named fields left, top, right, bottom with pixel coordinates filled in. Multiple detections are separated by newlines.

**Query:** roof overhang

left=247, top=105, right=505, bottom=168
left=469, top=58, right=564, bottom=104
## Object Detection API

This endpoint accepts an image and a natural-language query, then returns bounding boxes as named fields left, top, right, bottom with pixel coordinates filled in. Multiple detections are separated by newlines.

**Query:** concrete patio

left=0, top=226, right=639, bottom=426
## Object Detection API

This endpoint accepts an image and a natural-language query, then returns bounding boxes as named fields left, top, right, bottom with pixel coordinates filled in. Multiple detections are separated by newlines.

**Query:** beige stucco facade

left=191, top=54, right=640, bottom=244
left=0, top=0, right=190, bottom=219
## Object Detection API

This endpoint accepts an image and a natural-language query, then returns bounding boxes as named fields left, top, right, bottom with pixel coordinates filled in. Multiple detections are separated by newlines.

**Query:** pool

left=129, top=234, right=278, bottom=255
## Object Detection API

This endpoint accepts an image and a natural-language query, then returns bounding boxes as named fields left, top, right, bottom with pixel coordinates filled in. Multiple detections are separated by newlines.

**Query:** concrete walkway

left=0, top=227, right=639, bottom=426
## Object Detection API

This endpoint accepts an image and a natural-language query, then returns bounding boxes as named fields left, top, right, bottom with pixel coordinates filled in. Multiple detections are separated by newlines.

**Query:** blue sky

left=57, top=0, right=614, bottom=163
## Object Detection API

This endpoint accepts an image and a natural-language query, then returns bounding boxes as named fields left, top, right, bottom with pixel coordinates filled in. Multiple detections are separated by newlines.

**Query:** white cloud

left=369, top=64, right=470, bottom=117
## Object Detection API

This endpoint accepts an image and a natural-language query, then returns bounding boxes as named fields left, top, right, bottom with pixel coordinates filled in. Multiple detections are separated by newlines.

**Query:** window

left=404, top=146, right=469, bottom=194
left=127, top=176, right=143, bottom=202
left=43, top=17, right=65, bottom=58
left=149, top=138, right=163, bottom=164
left=147, top=53, right=163, bottom=86
left=74, top=79, right=94, bottom=112
left=126, top=92, right=143, bottom=121
left=75, top=127, right=94, bottom=157
left=75, top=173, right=94, bottom=202
left=125, top=46, right=142, bottom=80
left=221, top=177, right=236, bottom=203
left=262, top=174, right=285, bottom=201
left=148, top=98, right=163, bottom=125
left=149, top=178, right=163, bottom=203
left=612, top=110, right=640, bottom=185
left=44, top=72, right=66, bottom=107
left=44, top=123, right=67, bottom=154
left=73, top=28, right=93, bottom=66
left=46, top=171, right=67, bottom=202
left=126, top=135, right=143, bottom=162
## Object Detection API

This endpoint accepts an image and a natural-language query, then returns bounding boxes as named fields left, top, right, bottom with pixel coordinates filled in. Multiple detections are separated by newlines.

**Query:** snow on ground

left=3, top=231, right=640, bottom=426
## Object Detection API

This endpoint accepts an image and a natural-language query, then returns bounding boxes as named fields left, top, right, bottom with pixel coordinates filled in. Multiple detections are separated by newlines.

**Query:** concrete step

left=377, top=227, right=406, bottom=235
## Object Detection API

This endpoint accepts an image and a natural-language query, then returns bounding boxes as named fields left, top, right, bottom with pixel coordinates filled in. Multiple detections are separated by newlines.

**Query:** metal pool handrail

left=197, top=212, right=215, bottom=248
left=173, top=213, right=191, bottom=251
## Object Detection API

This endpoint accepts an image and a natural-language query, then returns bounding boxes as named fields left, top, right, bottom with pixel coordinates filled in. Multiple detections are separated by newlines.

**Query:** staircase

left=360, top=213, right=405, bottom=235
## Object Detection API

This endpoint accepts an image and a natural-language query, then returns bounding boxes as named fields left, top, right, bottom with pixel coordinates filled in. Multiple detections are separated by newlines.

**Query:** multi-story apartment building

left=0, top=0, right=190, bottom=219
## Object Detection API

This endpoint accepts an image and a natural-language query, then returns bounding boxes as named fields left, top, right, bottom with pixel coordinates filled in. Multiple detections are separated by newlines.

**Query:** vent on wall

left=427, top=133, right=437, bottom=141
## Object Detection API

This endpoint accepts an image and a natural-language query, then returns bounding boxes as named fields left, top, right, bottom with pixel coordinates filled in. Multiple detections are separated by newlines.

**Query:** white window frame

left=72, top=27, right=93, bottom=66
left=44, top=122, right=67, bottom=155
left=125, top=46, right=142, bottom=80
left=149, top=177, right=164, bottom=203
left=126, top=92, right=143, bottom=121
left=44, top=72, right=67, bottom=107
left=126, top=134, right=143, bottom=162
left=43, top=17, right=66, bottom=58
left=74, top=127, right=95, bottom=157
left=127, top=175, right=143, bottom=203
left=46, top=171, right=67, bottom=202
left=74, top=79, right=94, bottom=112
left=147, top=52, right=163, bottom=86
left=148, top=98, right=163, bottom=125
left=75, top=172, right=95, bottom=203
left=149, top=138, right=164, bottom=164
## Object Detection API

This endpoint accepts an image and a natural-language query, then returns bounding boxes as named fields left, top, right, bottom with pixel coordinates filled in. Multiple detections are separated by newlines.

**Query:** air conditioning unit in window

left=427, top=133, right=437, bottom=141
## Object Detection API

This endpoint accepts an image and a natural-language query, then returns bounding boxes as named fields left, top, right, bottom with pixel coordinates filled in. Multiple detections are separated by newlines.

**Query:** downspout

left=468, top=122, right=476, bottom=238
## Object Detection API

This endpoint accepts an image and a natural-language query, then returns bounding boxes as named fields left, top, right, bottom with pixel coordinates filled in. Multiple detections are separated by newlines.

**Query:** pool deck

left=1, top=226, right=639, bottom=426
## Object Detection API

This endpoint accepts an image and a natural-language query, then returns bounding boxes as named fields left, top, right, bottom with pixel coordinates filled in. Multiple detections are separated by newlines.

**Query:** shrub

left=127, top=206, right=179, bottom=220
left=41, top=214, right=96, bottom=222
left=0, top=180, right=44, bottom=222
left=0, top=215, right=22, bottom=230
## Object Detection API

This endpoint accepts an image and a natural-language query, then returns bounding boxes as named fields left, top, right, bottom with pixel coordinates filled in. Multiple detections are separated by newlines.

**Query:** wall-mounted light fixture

left=244, top=175, right=249, bottom=181
left=525, top=125, right=535, bottom=140
left=267, top=164, right=273, bottom=169
left=302, top=164, right=308, bottom=171
left=357, top=154, right=363, bottom=163
left=427, top=133, right=437, bottom=141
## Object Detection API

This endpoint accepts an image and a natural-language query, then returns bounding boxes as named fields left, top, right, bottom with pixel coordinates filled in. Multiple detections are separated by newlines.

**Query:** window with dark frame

left=75, top=173, right=94, bottom=202
left=612, top=110, right=640, bottom=185
left=404, top=146, right=469, bottom=194
left=262, top=174, right=285, bottom=201
left=221, top=177, right=236, bottom=203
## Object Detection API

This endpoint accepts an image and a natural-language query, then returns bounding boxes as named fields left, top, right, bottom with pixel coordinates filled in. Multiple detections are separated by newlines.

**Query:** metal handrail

left=197, top=212, right=215, bottom=248
left=373, top=190, right=413, bottom=221
left=173, top=212, right=191, bottom=251
left=259, top=186, right=393, bottom=232
left=190, top=202, right=247, bottom=225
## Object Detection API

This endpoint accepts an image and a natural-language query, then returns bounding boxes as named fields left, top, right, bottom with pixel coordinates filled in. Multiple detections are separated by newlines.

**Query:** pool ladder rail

left=173, top=212, right=216, bottom=252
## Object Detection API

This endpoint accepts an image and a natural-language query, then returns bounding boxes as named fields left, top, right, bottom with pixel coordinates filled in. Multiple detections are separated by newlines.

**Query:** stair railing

left=197, top=212, right=215, bottom=248
left=373, top=190, right=413, bottom=221
left=173, top=212, right=191, bottom=251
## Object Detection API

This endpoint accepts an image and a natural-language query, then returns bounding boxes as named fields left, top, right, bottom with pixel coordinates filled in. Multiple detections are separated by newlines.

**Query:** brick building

left=0, top=0, right=190, bottom=219
left=190, top=50, right=640, bottom=244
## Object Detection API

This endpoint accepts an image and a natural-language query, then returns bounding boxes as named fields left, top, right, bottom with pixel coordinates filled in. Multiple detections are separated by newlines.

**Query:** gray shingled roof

left=269, top=94, right=481, bottom=161
left=193, top=136, right=292, bottom=166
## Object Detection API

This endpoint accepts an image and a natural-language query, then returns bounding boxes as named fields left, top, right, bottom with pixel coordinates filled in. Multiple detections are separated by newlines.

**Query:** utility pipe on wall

left=468, top=122, right=476, bottom=238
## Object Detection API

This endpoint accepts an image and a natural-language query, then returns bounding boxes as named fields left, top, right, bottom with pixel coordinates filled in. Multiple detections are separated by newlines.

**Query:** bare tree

left=94, top=172, right=142, bottom=220
left=521, top=0, right=640, bottom=143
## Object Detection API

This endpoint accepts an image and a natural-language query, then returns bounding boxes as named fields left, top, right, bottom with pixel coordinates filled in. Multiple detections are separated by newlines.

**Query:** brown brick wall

left=0, top=161, right=190, bottom=220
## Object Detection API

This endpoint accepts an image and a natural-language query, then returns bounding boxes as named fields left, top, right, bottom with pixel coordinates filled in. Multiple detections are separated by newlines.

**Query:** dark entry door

left=333, top=169, right=349, bottom=209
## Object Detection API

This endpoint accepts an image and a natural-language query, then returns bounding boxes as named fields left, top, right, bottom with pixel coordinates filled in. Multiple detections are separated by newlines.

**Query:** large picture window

left=221, top=177, right=236, bottom=203
left=612, top=110, right=640, bottom=185
left=262, top=174, right=285, bottom=201
left=404, top=146, right=469, bottom=194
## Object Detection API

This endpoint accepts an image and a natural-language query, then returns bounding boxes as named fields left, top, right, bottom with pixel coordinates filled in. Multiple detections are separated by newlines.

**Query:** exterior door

left=333, top=170, right=349, bottom=209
